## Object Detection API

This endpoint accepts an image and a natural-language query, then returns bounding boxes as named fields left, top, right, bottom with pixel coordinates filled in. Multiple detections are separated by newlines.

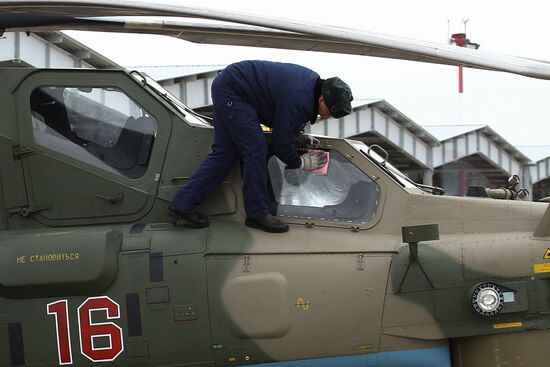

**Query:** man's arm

left=270, top=104, right=302, bottom=168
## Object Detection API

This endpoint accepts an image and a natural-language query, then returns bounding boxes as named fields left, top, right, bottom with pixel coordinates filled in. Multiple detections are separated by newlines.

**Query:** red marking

left=458, top=65, right=464, bottom=94
left=451, top=33, right=468, bottom=47
left=47, top=300, right=73, bottom=365
left=78, top=296, right=124, bottom=362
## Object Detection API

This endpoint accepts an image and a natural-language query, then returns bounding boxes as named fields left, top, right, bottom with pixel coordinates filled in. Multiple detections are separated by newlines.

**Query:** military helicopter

left=1, top=1, right=550, bottom=367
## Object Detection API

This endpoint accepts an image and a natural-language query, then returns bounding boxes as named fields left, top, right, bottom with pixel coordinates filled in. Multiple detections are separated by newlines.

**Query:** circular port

left=471, top=282, right=504, bottom=317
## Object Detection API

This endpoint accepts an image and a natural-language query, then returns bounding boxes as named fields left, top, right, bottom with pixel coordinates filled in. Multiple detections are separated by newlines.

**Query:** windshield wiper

left=412, top=182, right=445, bottom=195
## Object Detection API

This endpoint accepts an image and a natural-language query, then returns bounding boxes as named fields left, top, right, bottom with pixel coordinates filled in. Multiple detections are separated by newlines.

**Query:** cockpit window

left=268, top=150, right=380, bottom=225
left=30, top=86, right=158, bottom=179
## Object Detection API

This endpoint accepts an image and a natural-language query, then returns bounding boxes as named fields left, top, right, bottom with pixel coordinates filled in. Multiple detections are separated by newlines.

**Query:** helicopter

left=1, top=1, right=550, bottom=366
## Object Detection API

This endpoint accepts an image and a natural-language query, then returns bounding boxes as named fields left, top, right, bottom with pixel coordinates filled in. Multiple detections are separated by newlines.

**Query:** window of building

left=30, top=86, right=158, bottom=179
left=268, top=150, right=380, bottom=225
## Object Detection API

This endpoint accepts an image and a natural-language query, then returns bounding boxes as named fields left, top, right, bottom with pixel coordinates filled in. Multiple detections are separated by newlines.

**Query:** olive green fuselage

left=0, top=68, right=548, bottom=367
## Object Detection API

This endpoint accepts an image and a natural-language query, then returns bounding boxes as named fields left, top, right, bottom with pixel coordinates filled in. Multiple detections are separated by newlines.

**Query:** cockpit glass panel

left=30, top=86, right=158, bottom=179
left=268, top=150, right=380, bottom=225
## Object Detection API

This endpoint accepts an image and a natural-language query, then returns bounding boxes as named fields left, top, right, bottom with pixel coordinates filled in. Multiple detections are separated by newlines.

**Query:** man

left=170, top=60, right=353, bottom=233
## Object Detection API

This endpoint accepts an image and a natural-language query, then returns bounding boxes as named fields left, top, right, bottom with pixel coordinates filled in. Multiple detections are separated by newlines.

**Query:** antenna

left=462, top=18, right=469, bottom=34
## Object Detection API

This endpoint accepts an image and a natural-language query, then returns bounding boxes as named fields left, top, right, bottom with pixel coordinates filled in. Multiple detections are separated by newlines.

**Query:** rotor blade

left=4, top=17, right=462, bottom=66
left=2, top=0, right=550, bottom=80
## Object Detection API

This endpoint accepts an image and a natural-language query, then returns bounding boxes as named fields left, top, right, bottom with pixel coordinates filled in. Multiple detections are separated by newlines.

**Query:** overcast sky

left=66, top=0, right=550, bottom=147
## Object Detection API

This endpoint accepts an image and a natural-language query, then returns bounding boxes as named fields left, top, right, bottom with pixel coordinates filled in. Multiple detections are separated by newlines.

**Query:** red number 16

left=47, top=296, right=124, bottom=364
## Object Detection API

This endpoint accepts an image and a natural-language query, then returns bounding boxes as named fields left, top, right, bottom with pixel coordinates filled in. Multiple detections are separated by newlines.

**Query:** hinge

left=350, top=226, right=360, bottom=232
left=9, top=203, right=52, bottom=218
left=13, top=145, right=35, bottom=159
left=243, top=256, right=251, bottom=273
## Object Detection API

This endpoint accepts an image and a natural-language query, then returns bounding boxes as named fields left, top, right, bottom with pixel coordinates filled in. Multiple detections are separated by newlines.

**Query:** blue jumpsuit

left=171, top=60, right=320, bottom=218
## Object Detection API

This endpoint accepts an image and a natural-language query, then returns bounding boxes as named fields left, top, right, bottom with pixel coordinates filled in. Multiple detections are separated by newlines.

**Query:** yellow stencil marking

left=295, top=298, right=311, bottom=311
left=16, top=252, right=80, bottom=265
left=534, top=263, right=550, bottom=274
left=493, top=322, right=523, bottom=329
left=353, top=344, right=372, bottom=351
left=544, top=248, right=550, bottom=259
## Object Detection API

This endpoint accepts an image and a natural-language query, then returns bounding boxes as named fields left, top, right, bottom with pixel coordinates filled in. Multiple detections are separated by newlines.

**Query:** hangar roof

left=424, top=124, right=531, bottom=164
left=49, top=31, right=119, bottom=69
left=1, top=31, right=119, bottom=69
left=421, top=124, right=486, bottom=141
left=354, top=99, right=440, bottom=146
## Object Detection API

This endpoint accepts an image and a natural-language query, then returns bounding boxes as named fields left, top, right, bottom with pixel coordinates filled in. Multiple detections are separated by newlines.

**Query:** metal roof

left=129, top=64, right=225, bottom=81
left=422, top=124, right=487, bottom=141
left=351, top=98, right=383, bottom=109
left=424, top=124, right=531, bottom=164
left=1, top=31, right=120, bottom=69
left=47, top=31, right=120, bottom=69
left=365, top=100, right=440, bottom=146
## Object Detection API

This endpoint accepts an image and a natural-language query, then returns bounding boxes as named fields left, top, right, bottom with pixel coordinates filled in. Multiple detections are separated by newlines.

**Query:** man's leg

left=170, top=79, right=239, bottom=220
left=222, top=100, right=289, bottom=233
left=170, top=123, right=238, bottom=214
left=222, top=105, right=269, bottom=219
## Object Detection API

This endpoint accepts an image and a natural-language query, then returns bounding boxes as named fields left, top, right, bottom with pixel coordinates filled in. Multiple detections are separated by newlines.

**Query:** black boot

left=169, top=206, right=209, bottom=228
left=245, top=214, right=289, bottom=233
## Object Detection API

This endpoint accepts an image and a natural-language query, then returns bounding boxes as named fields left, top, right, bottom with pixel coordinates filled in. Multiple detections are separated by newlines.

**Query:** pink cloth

left=309, top=149, right=330, bottom=175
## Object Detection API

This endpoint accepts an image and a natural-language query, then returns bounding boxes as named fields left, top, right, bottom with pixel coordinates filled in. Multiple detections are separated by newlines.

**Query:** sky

left=65, top=0, right=550, bottom=148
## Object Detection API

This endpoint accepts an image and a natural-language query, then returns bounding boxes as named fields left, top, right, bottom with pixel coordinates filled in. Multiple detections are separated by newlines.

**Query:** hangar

left=0, top=31, right=117, bottom=69
left=423, top=125, right=532, bottom=197
left=521, top=146, right=550, bottom=201
left=2, top=30, right=548, bottom=200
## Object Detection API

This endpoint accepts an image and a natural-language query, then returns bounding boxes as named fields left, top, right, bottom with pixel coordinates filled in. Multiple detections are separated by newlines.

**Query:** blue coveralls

left=171, top=60, right=320, bottom=218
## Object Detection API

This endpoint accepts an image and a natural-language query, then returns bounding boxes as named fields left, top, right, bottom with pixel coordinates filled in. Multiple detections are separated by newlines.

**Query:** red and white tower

left=450, top=19, right=480, bottom=123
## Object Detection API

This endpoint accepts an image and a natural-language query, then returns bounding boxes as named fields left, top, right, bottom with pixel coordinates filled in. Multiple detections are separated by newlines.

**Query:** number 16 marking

left=47, top=296, right=124, bottom=364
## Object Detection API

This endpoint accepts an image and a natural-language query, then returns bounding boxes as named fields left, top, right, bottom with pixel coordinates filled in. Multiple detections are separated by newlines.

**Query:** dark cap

left=322, top=77, right=353, bottom=118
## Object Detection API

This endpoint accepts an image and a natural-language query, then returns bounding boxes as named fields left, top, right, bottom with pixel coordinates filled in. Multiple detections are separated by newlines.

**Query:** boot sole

left=245, top=219, right=289, bottom=233
left=168, top=208, right=209, bottom=228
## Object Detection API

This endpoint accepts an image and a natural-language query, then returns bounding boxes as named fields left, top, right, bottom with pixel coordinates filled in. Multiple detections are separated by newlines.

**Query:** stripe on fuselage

left=242, top=347, right=450, bottom=367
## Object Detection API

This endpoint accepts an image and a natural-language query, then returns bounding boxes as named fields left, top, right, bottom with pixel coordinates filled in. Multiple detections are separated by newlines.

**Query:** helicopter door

left=205, top=148, right=391, bottom=365
left=15, top=71, right=170, bottom=225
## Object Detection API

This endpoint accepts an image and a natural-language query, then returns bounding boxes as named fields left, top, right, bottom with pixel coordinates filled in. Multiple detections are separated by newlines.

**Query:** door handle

left=94, top=192, right=124, bottom=204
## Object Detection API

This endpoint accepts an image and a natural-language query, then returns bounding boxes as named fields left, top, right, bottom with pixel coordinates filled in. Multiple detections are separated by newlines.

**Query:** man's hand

left=300, top=151, right=328, bottom=171
left=296, top=134, right=320, bottom=147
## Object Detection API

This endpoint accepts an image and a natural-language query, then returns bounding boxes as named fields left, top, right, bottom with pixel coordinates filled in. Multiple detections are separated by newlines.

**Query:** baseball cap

left=322, top=77, right=354, bottom=118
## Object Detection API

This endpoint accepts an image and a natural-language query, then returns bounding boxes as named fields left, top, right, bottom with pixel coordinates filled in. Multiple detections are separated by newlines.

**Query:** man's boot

left=245, top=214, right=289, bottom=233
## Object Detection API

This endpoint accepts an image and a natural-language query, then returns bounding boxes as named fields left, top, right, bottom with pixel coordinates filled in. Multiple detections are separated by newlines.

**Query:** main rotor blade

left=2, top=0, right=550, bottom=79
